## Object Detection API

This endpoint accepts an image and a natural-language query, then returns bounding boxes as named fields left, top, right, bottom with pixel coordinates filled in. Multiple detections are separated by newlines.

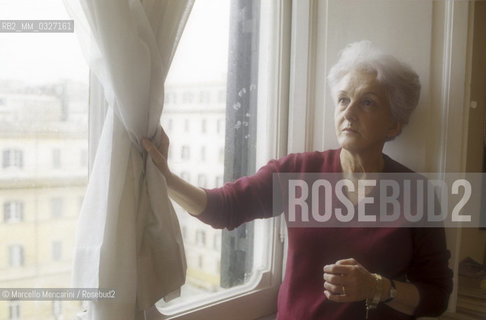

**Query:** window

left=181, top=146, right=190, bottom=160
left=201, top=118, right=207, bottom=133
left=52, top=148, right=61, bottom=169
left=197, top=174, right=207, bottom=187
left=198, top=255, right=204, bottom=269
left=168, top=119, right=174, bottom=132
left=218, top=147, right=224, bottom=164
left=156, top=0, right=286, bottom=318
left=50, top=197, right=64, bottom=219
left=80, top=149, right=88, bottom=168
left=52, top=301, right=62, bottom=320
left=52, top=241, right=62, bottom=261
left=200, top=146, right=206, bottom=162
left=199, top=91, right=210, bottom=103
left=195, top=230, right=206, bottom=246
left=2, top=149, right=23, bottom=168
left=213, top=234, right=220, bottom=251
left=166, top=92, right=177, bottom=105
left=182, top=91, right=194, bottom=104
left=217, top=118, right=225, bottom=135
left=180, top=171, right=190, bottom=182
left=181, top=226, right=187, bottom=240
left=0, top=2, right=89, bottom=318
left=218, top=89, right=225, bottom=103
left=8, top=301, right=21, bottom=320
left=3, top=201, right=24, bottom=223
left=8, top=245, right=24, bottom=267
left=215, top=175, right=223, bottom=188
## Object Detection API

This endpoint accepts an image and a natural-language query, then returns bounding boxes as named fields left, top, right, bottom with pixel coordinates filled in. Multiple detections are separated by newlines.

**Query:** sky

left=0, top=0, right=229, bottom=85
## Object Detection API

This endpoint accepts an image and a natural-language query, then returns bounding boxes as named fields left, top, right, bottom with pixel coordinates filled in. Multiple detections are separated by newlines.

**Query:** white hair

left=327, top=40, right=421, bottom=127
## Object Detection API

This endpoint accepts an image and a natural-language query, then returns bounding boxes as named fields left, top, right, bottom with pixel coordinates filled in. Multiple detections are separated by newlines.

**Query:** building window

left=3, top=201, right=24, bottom=223
left=167, top=118, right=173, bottom=132
left=80, top=149, right=88, bottom=168
left=217, top=118, right=225, bottom=134
left=181, top=146, right=190, bottom=160
left=219, top=147, right=224, bottom=164
left=180, top=171, right=190, bottom=182
left=184, top=118, right=190, bottom=132
left=2, top=149, right=23, bottom=168
left=181, top=226, right=187, bottom=240
left=50, top=197, right=64, bottom=219
left=199, top=90, right=211, bottom=103
left=52, top=301, right=62, bottom=320
left=52, top=241, right=62, bottom=261
left=196, top=230, right=206, bottom=246
left=52, top=149, right=61, bottom=169
left=8, top=301, right=21, bottom=320
left=199, top=90, right=210, bottom=103
left=200, top=146, right=206, bottom=162
left=201, top=118, right=207, bottom=133
left=215, top=176, right=223, bottom=187
left=198, top=255, right=204, bottom=269
left=182, top=91, right=194, bottom=104
left=197, top=174, right=207, bottom=187
left=165, top=92, right=177, bottom=105
left=213, top=234, right=220, bottom=251
left=8, top=245, right=24, bottom=267
left=218, top=89, right=225, bottom=103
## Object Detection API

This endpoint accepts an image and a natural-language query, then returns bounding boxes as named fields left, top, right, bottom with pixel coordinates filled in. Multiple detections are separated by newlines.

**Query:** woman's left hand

left=323, top=258, right=376, bottom=302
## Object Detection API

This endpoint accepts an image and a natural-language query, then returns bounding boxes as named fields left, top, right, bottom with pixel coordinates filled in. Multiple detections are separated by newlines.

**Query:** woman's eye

left=362, top=99, right=375, bottom=107
left=338, top=97, right=349, bottom=105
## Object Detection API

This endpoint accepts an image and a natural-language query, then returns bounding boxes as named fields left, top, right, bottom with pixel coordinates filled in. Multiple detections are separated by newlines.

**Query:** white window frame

left=8, top=301, right=21, bottom=320
left=151, top=0, right=293, bottom=318
left=3, top=201, right=24, bottom=223
left=2, top=149, right=23, bottom=169
left=50, top=197, right=64, bottom=219
left=8, top=244, right=24, bottom=267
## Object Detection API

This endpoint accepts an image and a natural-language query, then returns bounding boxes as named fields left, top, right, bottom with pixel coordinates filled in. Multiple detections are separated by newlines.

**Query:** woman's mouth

left=342, top=127, right=358, bottom=134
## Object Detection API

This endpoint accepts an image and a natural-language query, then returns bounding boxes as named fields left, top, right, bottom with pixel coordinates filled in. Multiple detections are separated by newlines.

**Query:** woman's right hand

left=142, top=126, right=173, bottom=184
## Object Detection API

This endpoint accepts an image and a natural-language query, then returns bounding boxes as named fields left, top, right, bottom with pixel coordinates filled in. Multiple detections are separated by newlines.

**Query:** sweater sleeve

left=408, top=227, right=453, bottom=317
left=196, top=156, right=293, bottom=230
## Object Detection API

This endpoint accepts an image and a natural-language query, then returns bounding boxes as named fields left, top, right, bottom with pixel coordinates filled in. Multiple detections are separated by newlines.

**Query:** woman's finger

left=323, top=264, right=353, bottom=275
left=336, top=258, right=362, bottom=267
left=323, top=273, right=348, bottom=285
left=143, top=138, right=166, bottom=166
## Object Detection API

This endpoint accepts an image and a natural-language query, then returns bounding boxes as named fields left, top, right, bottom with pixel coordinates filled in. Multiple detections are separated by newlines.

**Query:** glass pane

left=0, top=0, right=88, bottom=319
left=157, top=0, right=271, bottom=312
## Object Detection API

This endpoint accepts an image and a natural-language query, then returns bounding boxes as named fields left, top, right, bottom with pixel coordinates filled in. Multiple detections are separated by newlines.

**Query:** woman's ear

left=387, top=121, right=402, bottom=139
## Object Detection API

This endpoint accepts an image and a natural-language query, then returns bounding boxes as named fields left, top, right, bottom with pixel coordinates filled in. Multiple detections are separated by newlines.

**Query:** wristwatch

left=383, top=278, right=397, bottom=303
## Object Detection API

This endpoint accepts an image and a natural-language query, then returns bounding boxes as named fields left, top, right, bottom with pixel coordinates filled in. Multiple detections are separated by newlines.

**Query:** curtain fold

left=64, top=0, right=194, bottom=319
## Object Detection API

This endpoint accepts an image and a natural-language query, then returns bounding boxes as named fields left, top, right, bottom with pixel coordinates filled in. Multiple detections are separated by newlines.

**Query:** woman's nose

left=343, top=101, right=358, bottom=121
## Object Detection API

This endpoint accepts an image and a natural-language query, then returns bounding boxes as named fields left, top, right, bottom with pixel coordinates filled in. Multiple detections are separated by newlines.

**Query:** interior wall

left=315, top=0, right=434, bottom=171
left=306, top=0, right=473, bottom=312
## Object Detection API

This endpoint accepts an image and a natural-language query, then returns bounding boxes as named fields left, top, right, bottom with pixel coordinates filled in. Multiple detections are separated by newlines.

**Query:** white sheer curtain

left=64, top=1, right=194, bottom=319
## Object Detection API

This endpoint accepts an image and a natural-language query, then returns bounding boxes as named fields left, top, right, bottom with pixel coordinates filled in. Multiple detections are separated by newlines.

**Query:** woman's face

left=333, top=69, right=401, bottom=154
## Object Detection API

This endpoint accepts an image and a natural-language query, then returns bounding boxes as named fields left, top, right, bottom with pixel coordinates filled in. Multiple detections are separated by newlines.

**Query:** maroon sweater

left=198, top=149, right=453, bottom=319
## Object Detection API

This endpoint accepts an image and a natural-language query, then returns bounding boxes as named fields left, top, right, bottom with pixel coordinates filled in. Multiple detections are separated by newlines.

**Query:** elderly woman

left=143, top=41, right=452, bottom=319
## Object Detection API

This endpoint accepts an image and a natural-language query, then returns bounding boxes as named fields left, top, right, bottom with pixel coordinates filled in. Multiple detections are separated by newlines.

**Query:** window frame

left=8, top=244, right=24, bottom=267
left=86, top=0, right=293, bottom=319
left=2, top=149, right=23, bottom=169
left=153, top=0, right=292, bottom=318
left=3, top=201, right=24, bottom=223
